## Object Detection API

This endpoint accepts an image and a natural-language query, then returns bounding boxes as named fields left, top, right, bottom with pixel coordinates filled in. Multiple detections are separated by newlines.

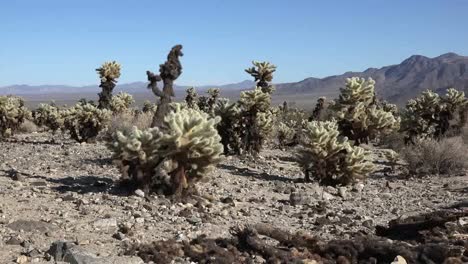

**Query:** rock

left=134, top=189, right=145, bottom=198
left=381, top=193, right=392, bottom=199
left=93, top=218, right=118, bottom=229
left=48, top=240, right=144, bottom=264
left=16, top=255, right=29, bottom=264
left=6, top=236, right=23, bottom=245
left=113, top=232, right=126, bottom=240
left=362, top=219, right=373, bottom=229
left=187, top=217, right=202, bottom=225
left=338, top=187, right=348, bottom=199
left=352, top=183, right=365, bottom=193
left=8, top=220, right=56, bottom=233
left=322, top=192, right=335, bottom=201
left=289, top=192, right=309, bottom=206
left=391, top=255, right=407, bottom=264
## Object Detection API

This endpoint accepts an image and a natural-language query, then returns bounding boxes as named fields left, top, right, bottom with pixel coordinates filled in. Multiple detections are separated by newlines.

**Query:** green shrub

left=0, top=96, right=31, bottom=139
left=296, top=120, right=375, bottom=186
left=63, top=103, right=111, bottom=142
left=110, top=104, right=223, bottom=195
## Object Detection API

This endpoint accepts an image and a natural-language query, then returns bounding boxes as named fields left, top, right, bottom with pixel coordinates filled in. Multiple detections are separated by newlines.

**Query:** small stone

left=391, top=255, right=407, bottom=264
left=352, top=183, right=365, bottom=193
left=381, top=193, right=392, bottom=199
left=93, top=218, right=117, bottom=228
left=362, top=219, right=373, bottom=228
left=322, top=192, right=335, bottom=201
left=16, top=255, right=29, bottom=264
left=289, top=192, right=308, bottom=206
left=134, top=189, right=145, bottom=198
left=113, top=232, right=126, bottom=240
left=6, top=236, right=23, bottom=245
left=338, top=187, right=348, bottom=199
left=135, top=217, right=145, bottom=224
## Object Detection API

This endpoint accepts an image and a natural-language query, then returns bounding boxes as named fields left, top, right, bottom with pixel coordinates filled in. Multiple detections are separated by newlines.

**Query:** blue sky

left=1, top=0, right=467, bottom=86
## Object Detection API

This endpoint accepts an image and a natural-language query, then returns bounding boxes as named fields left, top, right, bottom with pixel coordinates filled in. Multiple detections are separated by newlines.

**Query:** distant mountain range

left=2, top=53, right=468, bottom=105
left=275, top=52, right=468, bottom=105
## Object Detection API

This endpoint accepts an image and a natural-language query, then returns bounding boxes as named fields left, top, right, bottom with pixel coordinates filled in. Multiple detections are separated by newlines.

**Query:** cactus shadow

left=4, top=138, right=72, bottom=146
left=1, top=170, right=129, bottom=196
left=218, top=164, right=296, bottom=183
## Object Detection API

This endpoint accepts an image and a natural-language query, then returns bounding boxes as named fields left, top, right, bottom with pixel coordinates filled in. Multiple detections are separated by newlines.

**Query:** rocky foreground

left=0, top=132, right=467, bottom=263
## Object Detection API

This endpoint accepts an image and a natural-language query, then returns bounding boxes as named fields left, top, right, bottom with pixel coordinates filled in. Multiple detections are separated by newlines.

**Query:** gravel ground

left=0, top=132, right=466, bottom=263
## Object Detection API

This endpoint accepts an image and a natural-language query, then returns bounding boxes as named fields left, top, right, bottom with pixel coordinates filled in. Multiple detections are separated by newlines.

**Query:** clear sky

left=1, top=0, right=467, bottom=86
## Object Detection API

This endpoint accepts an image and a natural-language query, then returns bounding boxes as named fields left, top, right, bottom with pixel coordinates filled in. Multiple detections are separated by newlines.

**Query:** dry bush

left=18, top=119, right=38, bottom=133
left=378, top=131, right=406, bottom=152
left=400, top=137, right=468, bottom=175
left=101, top=111, right=152, bottom=140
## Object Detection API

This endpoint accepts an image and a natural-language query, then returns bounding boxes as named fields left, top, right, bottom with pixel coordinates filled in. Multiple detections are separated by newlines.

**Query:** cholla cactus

left=33, top=103, right=64, bottom=133
left=332, top=77, right=400, bottom=145
left=185, top=87, right=199, bottom=109
left=383, top=149, right=399, bottom=172
left=277, top=121, right=295, bottom=149
left=0, top=96, right=31, bottom=138
left=214, top=99, right=242, bottom=154
left=63, top=103, right=111, bottom=142
left=197, top=88, right=220, bottom=116
left=402, top=88, right=468, bottom=142
left=310, top=97, right=326, bottom=121
left=245, top=61, right=276, bottom=93
left=110, top=104, right=223, bottom=195
left=110, top=92, right=134, bottom=114
left=96, top=61, right=121, bottom=110
left=142, top=100, right=158, bottom=113
left=297, top=120, right=375, bottom=186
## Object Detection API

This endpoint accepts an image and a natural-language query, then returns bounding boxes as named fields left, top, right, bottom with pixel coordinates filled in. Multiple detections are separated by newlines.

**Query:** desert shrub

left=399, top=137, right=468, bottom=175
left=401, top=88, right=468, bottom=143
left=296, top=120, right=375, bottom=186
left=110, top=92, right=135, bottom=114
left=18, top=119, right=38, bottom=134
left=101, top=111, right=153, bottom=141
left=110, top=104, right=223, bottom=195
left=96, top=61, right=121, bottom=109
left=63, top=103, right=111, bottom=143
left=330, top=77, right=400, bottom=145
left=32, top=103, right=64, bottom=133
left=0, top=95, right=31, bottom=139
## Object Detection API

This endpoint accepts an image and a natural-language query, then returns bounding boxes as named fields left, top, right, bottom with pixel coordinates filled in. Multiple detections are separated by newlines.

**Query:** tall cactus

left=185, top=87, right=199, bottom=109
left=96, top=61, right=121, bottom=109
left=147, top=45, right=184, bottom=127
left=245, top=61, right=276, bottom=94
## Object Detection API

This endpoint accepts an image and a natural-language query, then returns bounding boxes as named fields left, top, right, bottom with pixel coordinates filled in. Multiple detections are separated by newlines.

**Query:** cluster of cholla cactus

left=110, top=104, right=223, bottom=195
left=32, top=103, right=64, bottom=134
left=0, top=96, right=31, bottom=139
left=233, top=61, right=277, bottom=154
left=142, top=100, right=158, bottom=113
left=96, top=61, right=121, bottom=109
left=274, top=105, right=309, bottom=148
left=109, top=92, right=135, bottom=114
left=197, top=88, right=220, bottom=116
left=296, top=120, right=375, bottom=186
left=63, top=103, right=111, bottom=142
left=402, top=88, right=468, bottom=143
left=185, top=87, right=199, bottom=109
left=214, top=98, right=242, bottom=154
left=331, top=77, right=400, bottom=145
